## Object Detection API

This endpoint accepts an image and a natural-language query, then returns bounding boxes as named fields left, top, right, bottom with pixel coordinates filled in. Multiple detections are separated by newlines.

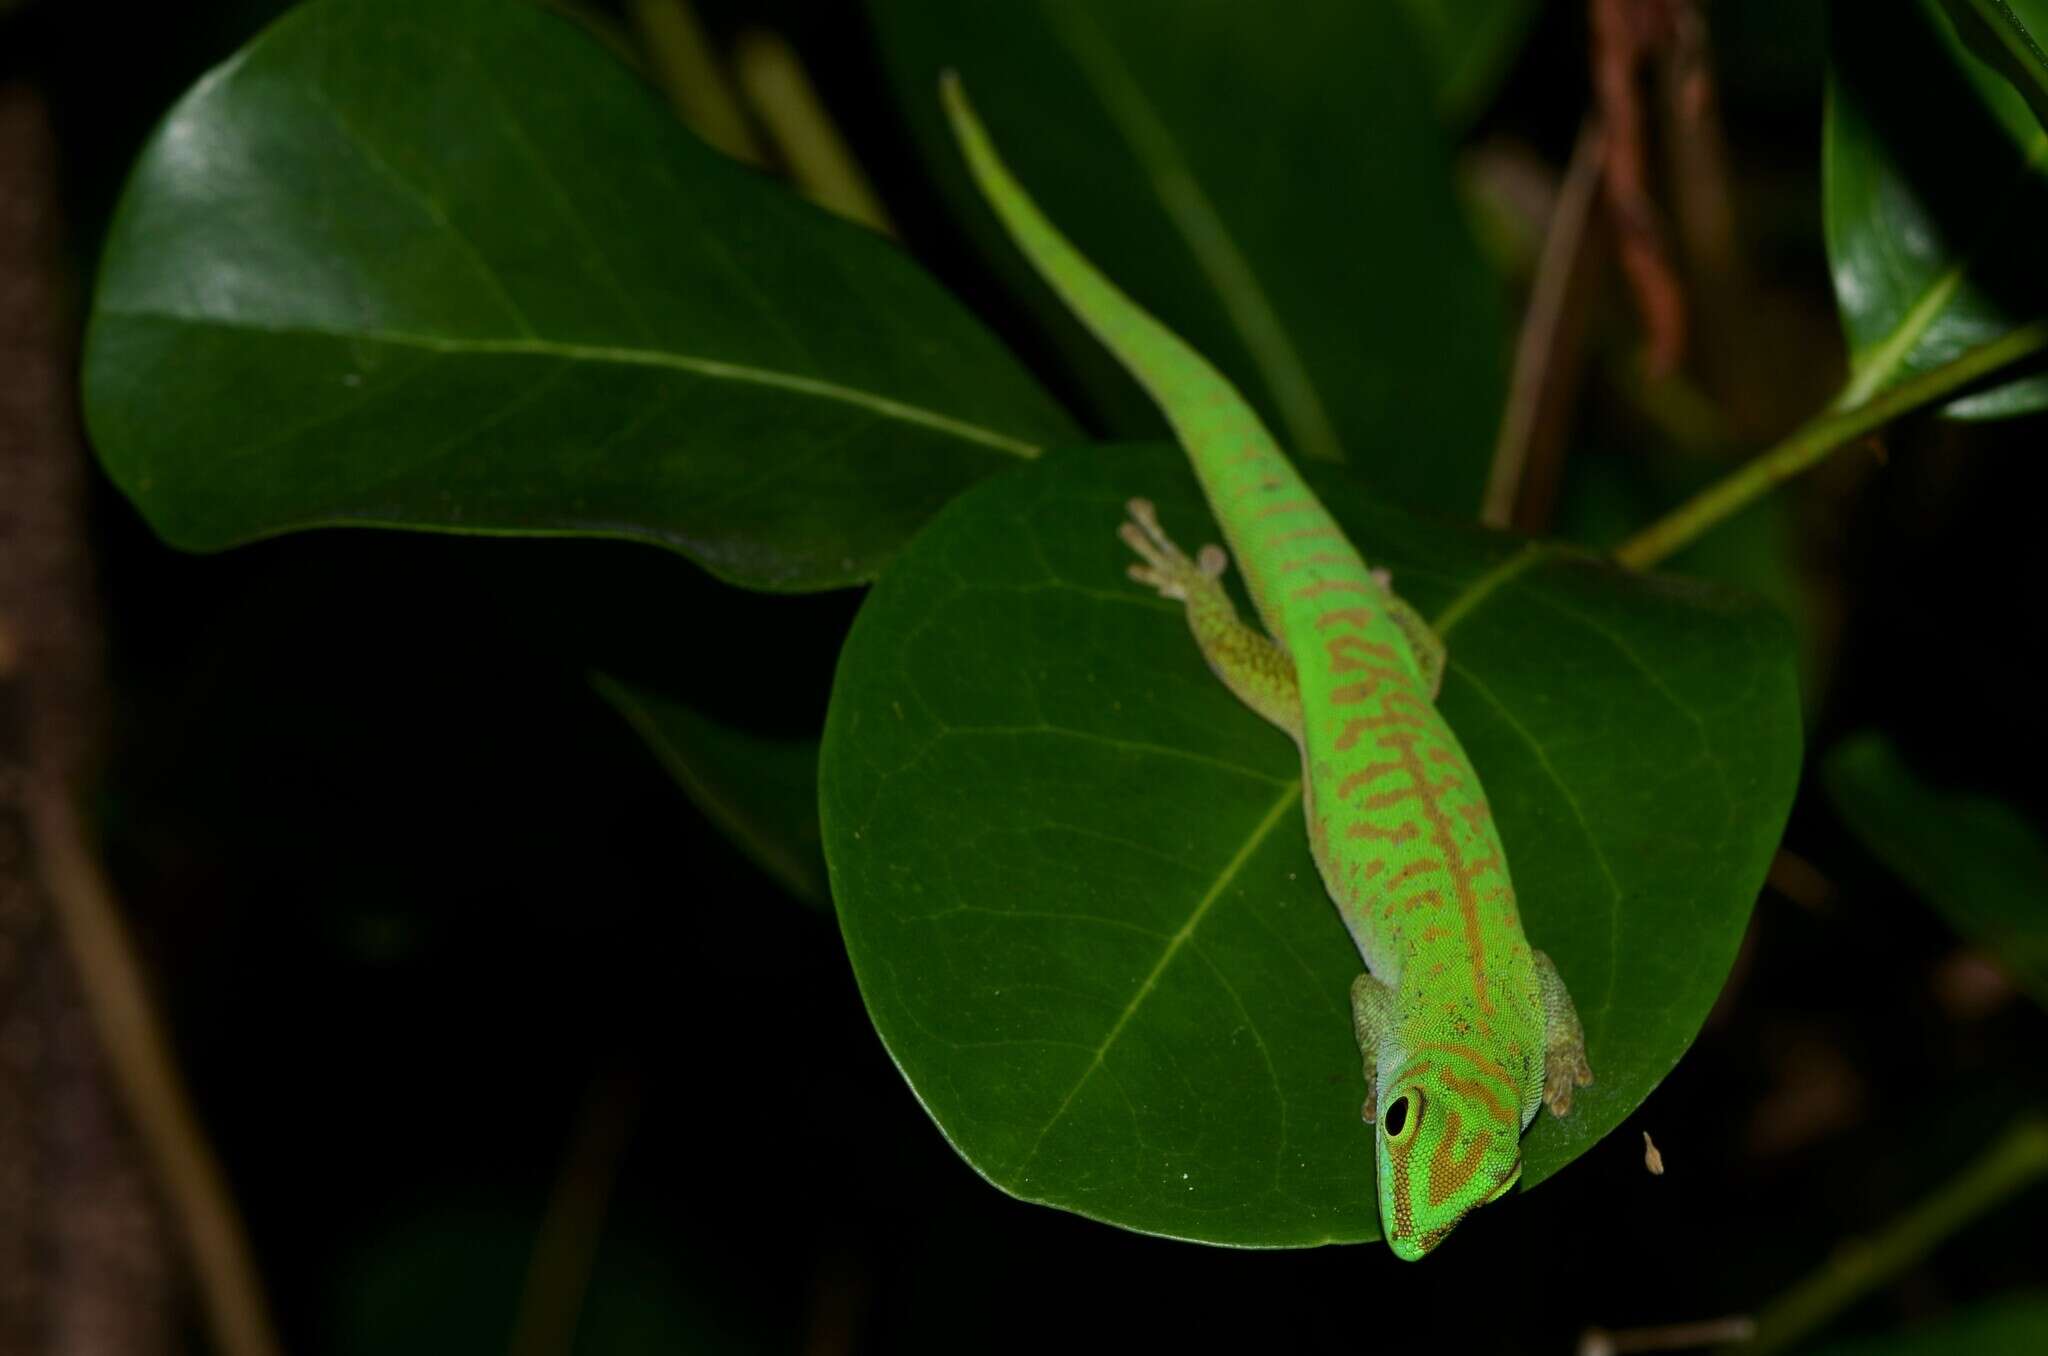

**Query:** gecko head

left=1373, top=1061, right=1524, bottom=1261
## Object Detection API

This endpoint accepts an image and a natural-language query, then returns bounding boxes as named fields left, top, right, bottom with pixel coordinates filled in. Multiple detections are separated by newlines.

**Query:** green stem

left=1732, top=1115, right=2048, bottom=1356
left=625, top=0, right=766, bottom=165
left=732, top=30, right=896, bottom=236
left=1612, top=321, right=2048, bottom=570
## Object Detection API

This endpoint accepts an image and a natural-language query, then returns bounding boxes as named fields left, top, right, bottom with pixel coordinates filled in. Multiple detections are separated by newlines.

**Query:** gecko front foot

left=1119, top=498, right=1227, bottom=601
left=1542, top=1046, right=1594, bottom=1118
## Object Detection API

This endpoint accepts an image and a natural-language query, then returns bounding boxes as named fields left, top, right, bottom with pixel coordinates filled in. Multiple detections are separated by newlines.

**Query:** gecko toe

left=1543, top=1050, right=1592, bottom=1117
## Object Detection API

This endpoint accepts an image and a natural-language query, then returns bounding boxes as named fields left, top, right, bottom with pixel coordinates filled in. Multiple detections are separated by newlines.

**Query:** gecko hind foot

left=1542, top=1048, right=1594, bottom=1118
left=1120, top=498, right=1226, bottom=601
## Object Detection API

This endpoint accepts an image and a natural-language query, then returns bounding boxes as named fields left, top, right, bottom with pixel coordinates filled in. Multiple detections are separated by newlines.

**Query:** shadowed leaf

left=595, top=675, right=828, bottom=909
left=1823, top=732, right=2048, bottom=1011
left=1942, top=0, right=2048, bottom=131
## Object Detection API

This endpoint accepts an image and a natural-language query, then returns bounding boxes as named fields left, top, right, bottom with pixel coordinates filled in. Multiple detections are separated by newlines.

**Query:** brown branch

left=0, top=83, right=279, bottom=1356
left=1590, top=0, right=1689, bottom=376
left=509, top=1067, right=643, bottom=1356
left=1483, top=117, right=1609, bottom=532
left=1658, top=0, right=1770, bottom=430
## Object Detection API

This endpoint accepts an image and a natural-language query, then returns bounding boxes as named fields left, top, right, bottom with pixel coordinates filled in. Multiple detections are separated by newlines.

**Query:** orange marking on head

left=1271, top=526, right=1339, bottom=545
left=1457, top=801, right=1492, bottom=829
left=1356, top=787, right=1421, bottom=811
left=1254, top=499, right=1317, bottom=519
left=1414, top=1042, right=1519, bottom=1090
left=1387, top=1126, right=1415, bottom=1241
left=1315, top=607, right=1376, bottom=631
left=1426, top=1108, right=1489, bottom=1207
left=1440, top=1069, right=1515, bottom=1127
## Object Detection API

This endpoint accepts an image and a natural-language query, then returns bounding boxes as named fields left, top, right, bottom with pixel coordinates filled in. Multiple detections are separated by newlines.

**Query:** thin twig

left=626, top=0, right=767, bottom=164
left=1580, top=1315, right=1754, bottom=1356
left=1612, top=322, right=2048, bottom=569
left=733, top=30, right=895, bottom=235
left=508, top=1067, right=643, bottom=1356
left=1483, top=117, right=1608, bottom=531
left=1730, top=1116, right=2048, bottom=1355
left=30, top=792, right=283, bottom=1356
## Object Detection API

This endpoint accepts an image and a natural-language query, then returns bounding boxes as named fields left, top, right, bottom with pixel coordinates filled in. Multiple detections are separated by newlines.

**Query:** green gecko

left=941, top=75, right=1593, bottom=1260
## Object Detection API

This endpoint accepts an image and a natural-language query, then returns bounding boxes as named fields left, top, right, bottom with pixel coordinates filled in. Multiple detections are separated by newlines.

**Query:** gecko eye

left=1383, top=1090, right=1421, bottom=1141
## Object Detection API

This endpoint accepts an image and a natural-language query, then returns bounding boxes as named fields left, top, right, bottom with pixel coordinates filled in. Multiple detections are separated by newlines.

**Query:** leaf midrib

left=100, top=307, right=1046, bottom=459
left=1007, top=776, right=1302, bottom=1181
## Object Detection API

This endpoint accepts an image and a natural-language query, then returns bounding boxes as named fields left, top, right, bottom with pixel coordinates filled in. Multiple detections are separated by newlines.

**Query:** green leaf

left=1822, top=732, right=2048, bottom=1011
left=594, top=674, right=828, bottom=909
left=1804, top=1294, right=2048, bottom=1356
left=82, top=0, right=1077, bottom=593
left=1826, top=0, right=2048, bottom=419
left=1395, top=0, right=1539, bottom=125
left=819, top=443, right=1800, bottom=1247
left=1943, top=0, right=2048, bottom=131
left=868, top=0, right=1509, bottom=516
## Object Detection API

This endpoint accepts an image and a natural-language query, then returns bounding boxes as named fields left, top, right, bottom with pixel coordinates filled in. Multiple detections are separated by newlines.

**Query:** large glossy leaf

left=594, top=674, right=828, bottom=909
left=1823, top=732, right=2048, bottom=1011
left=1826, top=0, right=2048, bottom=419
left=1942, top=0, right=2048, bottom=130
left=868, top=0, right=1509, bottom=516
left=819, top=443, right=1800, bottom=1247
left=82, top=0, right=1077, bottom=592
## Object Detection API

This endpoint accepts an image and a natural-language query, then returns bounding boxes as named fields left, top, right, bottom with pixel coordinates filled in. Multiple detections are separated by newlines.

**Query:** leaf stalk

left=1612, top=321, right=2048, bottom=571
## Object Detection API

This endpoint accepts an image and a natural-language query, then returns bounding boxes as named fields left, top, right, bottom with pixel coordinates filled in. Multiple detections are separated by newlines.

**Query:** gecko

left=940, top=75, right=1593, bottom=1259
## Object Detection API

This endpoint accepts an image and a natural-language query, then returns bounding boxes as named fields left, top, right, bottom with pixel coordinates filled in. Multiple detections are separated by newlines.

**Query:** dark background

left=4, top=0, right=2046, bottom=1351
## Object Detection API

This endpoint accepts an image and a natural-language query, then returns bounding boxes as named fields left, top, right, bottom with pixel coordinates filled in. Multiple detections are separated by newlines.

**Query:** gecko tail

left=939, top=74, right=1305, bottom=510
